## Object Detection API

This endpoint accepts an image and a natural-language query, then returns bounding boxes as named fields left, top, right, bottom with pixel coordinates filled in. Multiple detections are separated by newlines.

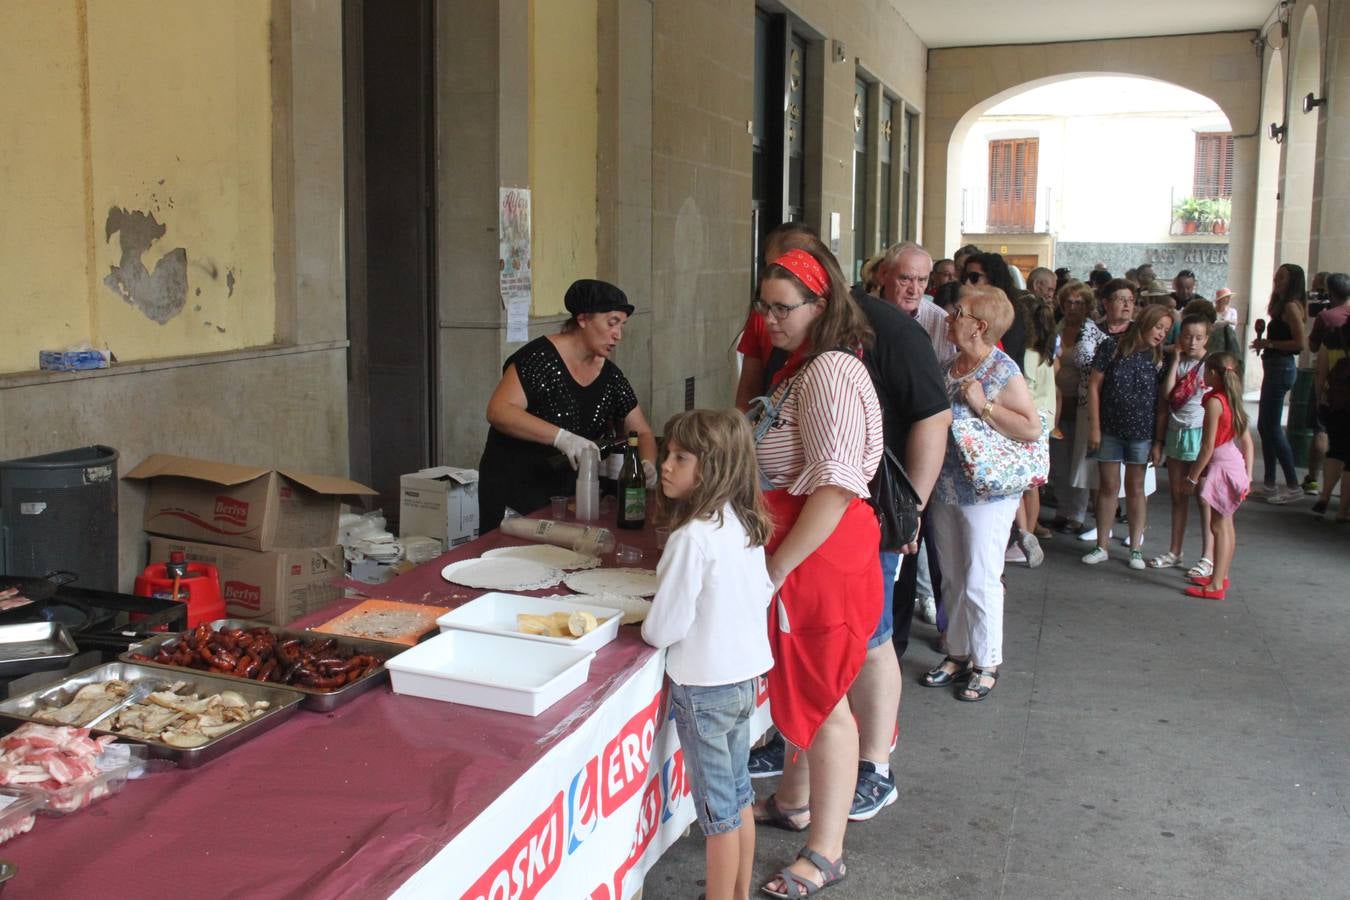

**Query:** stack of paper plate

left=439, top=558, right=563, bottom=591
left=481, top=545, right=601, bottom=571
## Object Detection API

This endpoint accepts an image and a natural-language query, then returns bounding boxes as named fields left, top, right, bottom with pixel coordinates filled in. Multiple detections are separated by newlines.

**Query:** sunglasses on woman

left=963, top=271, right=986, bottom=284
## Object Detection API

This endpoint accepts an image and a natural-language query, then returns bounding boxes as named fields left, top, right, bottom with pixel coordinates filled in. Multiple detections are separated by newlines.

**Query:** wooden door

left=988, top=138, right=1038, bottom=232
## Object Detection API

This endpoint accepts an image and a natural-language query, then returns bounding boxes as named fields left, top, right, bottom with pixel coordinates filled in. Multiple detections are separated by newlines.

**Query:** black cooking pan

left=0, top=572, right=95, bottom=630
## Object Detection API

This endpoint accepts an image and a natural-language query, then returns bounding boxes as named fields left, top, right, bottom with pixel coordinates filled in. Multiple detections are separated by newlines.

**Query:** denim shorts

left=669, top=679, right=757, bottom=836
left=868, top=551, right=899, bottom=649
left=1092, top=432, right=1151, bottom=465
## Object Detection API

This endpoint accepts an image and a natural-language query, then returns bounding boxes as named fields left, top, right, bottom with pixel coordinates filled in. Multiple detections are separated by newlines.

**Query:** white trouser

left=928, top=496, right=1020, bottom=669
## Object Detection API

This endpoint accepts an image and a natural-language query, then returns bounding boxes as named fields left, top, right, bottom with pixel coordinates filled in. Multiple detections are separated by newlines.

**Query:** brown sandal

left=753, top=794, right=809, bottom=832
left=761, top=847, right=847, bottom=897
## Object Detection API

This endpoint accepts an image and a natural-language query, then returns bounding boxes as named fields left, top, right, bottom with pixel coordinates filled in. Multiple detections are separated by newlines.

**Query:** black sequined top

left=478, top=336, right=639, bottom=531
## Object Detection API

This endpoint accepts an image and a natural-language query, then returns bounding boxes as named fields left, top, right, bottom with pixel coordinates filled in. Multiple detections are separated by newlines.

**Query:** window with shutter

left=1193, top=133, right=1233, bottom=198
left=987, top=138, right=1038, bottom=232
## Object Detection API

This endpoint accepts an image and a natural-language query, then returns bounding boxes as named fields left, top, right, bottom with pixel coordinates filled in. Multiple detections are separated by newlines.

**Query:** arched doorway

left=1279, top=5, right=1321, bottom=271
left=946, top=75, right=1234, bottom=288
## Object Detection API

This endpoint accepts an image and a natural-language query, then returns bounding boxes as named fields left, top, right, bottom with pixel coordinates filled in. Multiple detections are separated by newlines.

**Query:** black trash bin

left=0, top=446, right=119, bottom=591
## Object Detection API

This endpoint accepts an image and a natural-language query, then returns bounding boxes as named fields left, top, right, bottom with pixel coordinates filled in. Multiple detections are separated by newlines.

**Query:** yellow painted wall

left=0, top=0, right=275, bottom=375
left=0, top=2, right=92, bottom=369
left=529, top=0, right=598, bottom=316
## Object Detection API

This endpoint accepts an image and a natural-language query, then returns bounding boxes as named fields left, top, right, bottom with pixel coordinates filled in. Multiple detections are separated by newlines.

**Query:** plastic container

left=0, top=790, right=40, bottom=846
left=437, top=592, right=622, bottom=653
left=19, top=752, right=139, bottom=816
left=385, top=630, right=594, bottom=716
left=575, top=447, right=600, bottom=522
left=132, top=552, right=225, bottom=628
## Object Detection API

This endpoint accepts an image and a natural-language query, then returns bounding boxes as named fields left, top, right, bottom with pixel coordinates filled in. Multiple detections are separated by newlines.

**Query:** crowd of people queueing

left=471, top=226, right=1346, bottom=898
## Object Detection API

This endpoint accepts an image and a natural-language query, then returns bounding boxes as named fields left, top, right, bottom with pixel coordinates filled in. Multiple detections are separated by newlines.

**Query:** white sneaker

left=1077, top=527, right=1106, bottom=542
left=1267, top=486, right=1303, bottom=505
left=1081, top=547, right=1109, bottom=565
left=1019, top=531, right=1045, bottom=568
left=1005, top=544, right=1027, bottom=563
left=1128, top=549, right=1146, bottom=570
left=1120, top=534, right=1142, bottom=549
left=918, top=595, right=937, bottom=625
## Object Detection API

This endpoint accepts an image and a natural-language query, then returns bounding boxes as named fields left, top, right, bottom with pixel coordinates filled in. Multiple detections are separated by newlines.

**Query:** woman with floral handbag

left=921, top=285, right=1043, bottom=702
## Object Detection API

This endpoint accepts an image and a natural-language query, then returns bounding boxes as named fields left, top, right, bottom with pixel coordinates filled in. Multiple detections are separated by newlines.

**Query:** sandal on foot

left=1186, top=557, right=1213, bottom=579
left=956, top=667, right=998, bottom=702
left=1188, top=576, right=1230, bottom=589
left=1184, top=584, right=1227, bottom=600
left=921, top=656, right=971, bottom=688
left=754, top=794, right=809, bottom=833
left=1148, top=551, right=1183, bottom=569
left=761, top=847, right=846, bottom=898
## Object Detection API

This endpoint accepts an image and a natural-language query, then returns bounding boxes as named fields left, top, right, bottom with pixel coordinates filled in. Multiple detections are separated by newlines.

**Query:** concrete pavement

left=643, top=476, right=1348, bottom=898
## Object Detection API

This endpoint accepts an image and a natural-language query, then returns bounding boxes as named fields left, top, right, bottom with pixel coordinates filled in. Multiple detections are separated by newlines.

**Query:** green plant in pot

left=1203, top=197, right=1231, bottom=235
left=1173, top=197, right=1204, bottom=234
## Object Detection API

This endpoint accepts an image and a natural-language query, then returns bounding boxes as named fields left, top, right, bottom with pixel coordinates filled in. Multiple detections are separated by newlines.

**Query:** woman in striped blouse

left=750, top=244, right=884, bottom=897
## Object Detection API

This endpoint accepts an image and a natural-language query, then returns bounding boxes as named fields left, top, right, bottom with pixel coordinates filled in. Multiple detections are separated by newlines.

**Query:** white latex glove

left=552, top=428, right=600, bottom=470
left=643, top=459, right=658, bottom=489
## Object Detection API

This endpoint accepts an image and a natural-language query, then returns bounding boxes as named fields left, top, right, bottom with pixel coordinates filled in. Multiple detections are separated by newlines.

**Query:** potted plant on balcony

left=1204, top=198, right=1231, bottom=235
left=1173, top=197, right=1204, bottom=234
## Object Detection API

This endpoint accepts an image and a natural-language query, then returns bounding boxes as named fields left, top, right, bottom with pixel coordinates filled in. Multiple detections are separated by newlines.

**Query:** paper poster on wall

left=500, top=187, right=532, bottom=344
left=506, top=296, right=531, bottom=343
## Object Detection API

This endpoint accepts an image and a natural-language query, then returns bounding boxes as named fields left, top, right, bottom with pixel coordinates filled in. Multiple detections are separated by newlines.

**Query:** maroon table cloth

left=3, top=513, right=660, bottom=899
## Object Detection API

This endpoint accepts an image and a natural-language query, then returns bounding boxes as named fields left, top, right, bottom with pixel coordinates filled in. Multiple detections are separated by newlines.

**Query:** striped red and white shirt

left=756, top=351, right=884, bottom=498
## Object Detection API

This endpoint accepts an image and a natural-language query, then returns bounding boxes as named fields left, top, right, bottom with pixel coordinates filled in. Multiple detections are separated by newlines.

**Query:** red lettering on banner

left=601, top=690, right=661, bottom=815
left=465, top=792, right=564, bottom=900
left=609, top=775, right=663, bottom=900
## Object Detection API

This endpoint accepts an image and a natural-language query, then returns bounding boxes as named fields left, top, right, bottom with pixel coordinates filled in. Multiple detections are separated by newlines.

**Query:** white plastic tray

left=385, top=630, right=595, bottom=717
left=436, top=592, right=622, bottom=653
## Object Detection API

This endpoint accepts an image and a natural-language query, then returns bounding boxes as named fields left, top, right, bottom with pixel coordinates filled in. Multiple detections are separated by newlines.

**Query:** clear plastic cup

left=615, top=544, right=644, bottom=564
left=550, top=496, right=569, bottom=519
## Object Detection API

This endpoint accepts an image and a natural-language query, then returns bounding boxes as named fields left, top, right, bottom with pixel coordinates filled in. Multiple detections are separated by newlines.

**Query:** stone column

left=1315, top=0, right=1350, bottom=268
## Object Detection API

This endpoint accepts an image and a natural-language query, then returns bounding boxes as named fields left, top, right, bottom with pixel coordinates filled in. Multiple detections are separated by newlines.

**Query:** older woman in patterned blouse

left=921, top=285, right=1041, bottom=703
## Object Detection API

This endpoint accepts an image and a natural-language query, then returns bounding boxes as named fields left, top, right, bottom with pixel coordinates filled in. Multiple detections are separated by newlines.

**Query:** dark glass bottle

left=616, top=431, right=645, bottom=530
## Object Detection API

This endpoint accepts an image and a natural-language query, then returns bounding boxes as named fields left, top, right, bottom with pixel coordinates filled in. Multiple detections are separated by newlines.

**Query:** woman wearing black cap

left=478, top=278, right=657, bottom=532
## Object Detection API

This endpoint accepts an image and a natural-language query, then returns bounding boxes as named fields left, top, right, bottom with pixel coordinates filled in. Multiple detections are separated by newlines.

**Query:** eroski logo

left=466, top=792, right=564, bottom=900
left=566, top=757, right=600, bottom=854
left=601, top=691, right=661, bottom=815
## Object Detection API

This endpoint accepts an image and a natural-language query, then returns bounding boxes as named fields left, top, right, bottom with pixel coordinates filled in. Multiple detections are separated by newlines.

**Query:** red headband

left=774, top=249, right=831, bottom=298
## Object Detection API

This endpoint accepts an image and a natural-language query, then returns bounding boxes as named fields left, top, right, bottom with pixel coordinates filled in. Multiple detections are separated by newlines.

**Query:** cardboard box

left=148, top=537, right=344, bottom=626
left=399, top=467, right=479, bottom=547
left=127, top=454, right=376, bottom=551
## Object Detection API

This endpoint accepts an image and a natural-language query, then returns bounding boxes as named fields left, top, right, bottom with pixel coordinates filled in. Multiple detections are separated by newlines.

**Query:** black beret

left=564, top=279, right=634, bottom=317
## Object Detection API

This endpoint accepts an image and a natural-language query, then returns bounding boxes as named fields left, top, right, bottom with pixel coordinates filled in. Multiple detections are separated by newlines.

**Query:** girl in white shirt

left=642, top=408, right=774, bottom=900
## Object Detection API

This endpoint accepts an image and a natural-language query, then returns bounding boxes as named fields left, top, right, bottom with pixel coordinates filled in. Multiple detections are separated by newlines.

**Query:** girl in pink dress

left=1182, top=353, right=1254, bottom=599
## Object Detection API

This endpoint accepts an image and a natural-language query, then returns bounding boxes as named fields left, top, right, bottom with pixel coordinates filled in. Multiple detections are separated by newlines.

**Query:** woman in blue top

left=922, top=285, right=1041, bottom=703
left=1082, top=303, right=1175, bottom=569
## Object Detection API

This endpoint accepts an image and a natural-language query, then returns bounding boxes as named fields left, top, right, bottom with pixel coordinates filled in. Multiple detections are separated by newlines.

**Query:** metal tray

left=0, top=622, right=79, bottom=677
left=120, top=619, right=394, bottom=712
left=0, top=662, right=304, bottom=768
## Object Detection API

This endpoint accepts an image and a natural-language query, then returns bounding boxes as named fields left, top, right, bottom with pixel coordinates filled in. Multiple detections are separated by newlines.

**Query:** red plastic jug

left=133, top=550, right=225, bottom=628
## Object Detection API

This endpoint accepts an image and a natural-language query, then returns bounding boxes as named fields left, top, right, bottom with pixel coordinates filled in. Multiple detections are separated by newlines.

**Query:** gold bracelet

left=980, top=398, right=996, bottom=422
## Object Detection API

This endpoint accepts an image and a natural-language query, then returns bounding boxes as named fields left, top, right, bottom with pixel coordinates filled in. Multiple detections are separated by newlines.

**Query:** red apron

left=763, top=490, right=882, bottom=750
